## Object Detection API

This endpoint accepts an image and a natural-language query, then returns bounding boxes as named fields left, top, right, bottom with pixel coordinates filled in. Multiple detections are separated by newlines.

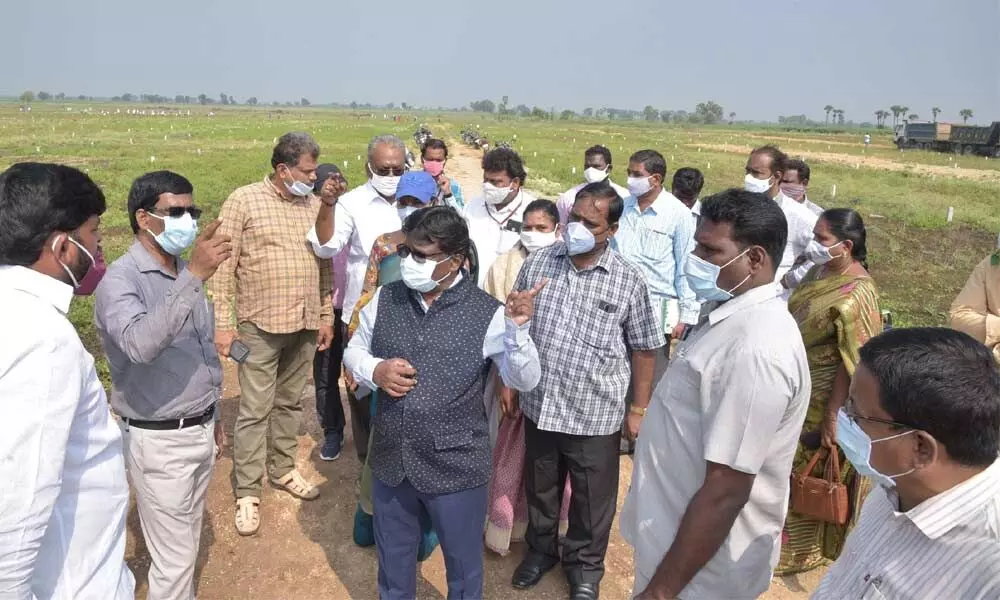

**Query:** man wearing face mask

left=621, top=189, right=810, bottom=600
left=94, top=170, right=230, bottom=600
left=343, top=206, right=542, bottom=600
left=210, top=132, right=341, bottom=536
left=309, top=134, right=408, bottom=464
left=0, top=163, right=135, bottom=599
left=743, top=145, right=817, bottom=299
left=510, top=182, right=664, bottom=600
left=782, top=159, right=823, bottom=217
left=556, top=145, right=629, bottom=225
left=462, top=147, right=537, bottom=287
left=815, top=327, right=1000, bottom=599
left=421, top=138, right=464, bottom=210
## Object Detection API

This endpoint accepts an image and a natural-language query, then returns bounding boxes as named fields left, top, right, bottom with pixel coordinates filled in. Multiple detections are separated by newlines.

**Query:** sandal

left=235, top=497, right=260, bottom=536
left=270, top=469, right=320, bottom=500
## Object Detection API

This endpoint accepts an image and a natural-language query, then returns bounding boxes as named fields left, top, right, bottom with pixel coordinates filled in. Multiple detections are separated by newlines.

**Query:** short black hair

left=481, top=148, right=527, bottom=183
left=751, top=145, right=788, bottom=174
left=405, top=205, right=471, bottom=264
left=421, top=138, right=449, bottom=159
left=575, top=181, right=625, bottom=226
left=127, top=170, right=194, bottom=233
left=584, top=145, right=612, bottom=165
left=523, top=199, right=559, bottom=226
left=271, top=132, right=320, bottom=169
left=785, top=158, right=810, bottom=182
left=698, top=188, right=788, bottom=274
left=672, top=167, right=704, bottom=201
left=859, top=327, right=1000, bottom=467
left=0, top=162, right=106, bottom=266
left=821, top=208, right=868, bottom=268
left=628, top=149, right=667, bottom=178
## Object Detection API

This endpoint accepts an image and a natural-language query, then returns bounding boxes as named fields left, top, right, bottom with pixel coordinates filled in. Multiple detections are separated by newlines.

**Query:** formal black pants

left=523, top=416, right=620, bottom=585
left=312, top=309, right=346, bottom=438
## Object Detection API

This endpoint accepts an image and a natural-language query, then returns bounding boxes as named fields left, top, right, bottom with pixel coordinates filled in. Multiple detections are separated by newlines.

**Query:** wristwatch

left=629, top=405, right=648, bottom=417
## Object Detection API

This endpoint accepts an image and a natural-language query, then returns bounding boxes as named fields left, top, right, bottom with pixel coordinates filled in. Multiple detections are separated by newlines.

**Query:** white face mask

left=400, top=253, right=453, bottom=293
left=627, top=175, right=653, bottom=198
left=583, top=167, right=609, bottom=184
left=368, top=163, right=401, bottom=198
left=520, top=230, right=557, bottom=253
left=565, top=221, right=599, bottom=256
left=744, top=173, right=773, bottom=194
left=483, top=182, right=514, bottom=205
left=397, top=205, right=420, bottom=221
left=281, top=167, right=313, bottom=197
left=805, top=239, right=845, bottom=265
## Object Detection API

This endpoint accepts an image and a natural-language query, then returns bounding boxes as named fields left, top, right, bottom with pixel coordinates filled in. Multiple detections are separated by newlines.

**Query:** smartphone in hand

left=229, top=339, right=251, bottom=364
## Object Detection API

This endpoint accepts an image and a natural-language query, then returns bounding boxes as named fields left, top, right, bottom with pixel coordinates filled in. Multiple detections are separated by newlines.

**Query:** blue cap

left=396, top=171, right=437, bottom=204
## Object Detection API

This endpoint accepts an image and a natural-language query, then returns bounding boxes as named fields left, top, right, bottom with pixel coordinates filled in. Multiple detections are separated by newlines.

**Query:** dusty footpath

left=124, top=143, right=824, bottom=598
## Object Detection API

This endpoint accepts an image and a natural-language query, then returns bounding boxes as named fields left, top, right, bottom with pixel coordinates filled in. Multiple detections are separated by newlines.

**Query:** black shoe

left=512, top=553, right=559, bottom=590
left=569, top=582, right=599, bottom=600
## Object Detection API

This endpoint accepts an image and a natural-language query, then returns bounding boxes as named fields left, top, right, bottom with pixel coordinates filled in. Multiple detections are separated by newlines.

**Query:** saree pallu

left=777, top=269, right=882, bottom=575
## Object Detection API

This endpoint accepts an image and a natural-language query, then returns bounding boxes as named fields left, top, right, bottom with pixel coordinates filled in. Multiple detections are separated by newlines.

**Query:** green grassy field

left=2, top=103, right=998, bottom=380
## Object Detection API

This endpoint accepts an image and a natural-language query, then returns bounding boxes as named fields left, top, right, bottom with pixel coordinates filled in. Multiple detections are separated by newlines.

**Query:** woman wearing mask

left=778, top=208, right=882, bottom=575
left=421, top=138, right=464, bottom=210
left=482, top=199, right=572, bottom=556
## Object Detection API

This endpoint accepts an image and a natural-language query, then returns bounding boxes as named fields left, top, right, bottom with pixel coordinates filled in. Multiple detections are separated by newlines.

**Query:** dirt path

left=690, top=143, right=1000, bottom=183
left=124, top=141, right=823, bottom=599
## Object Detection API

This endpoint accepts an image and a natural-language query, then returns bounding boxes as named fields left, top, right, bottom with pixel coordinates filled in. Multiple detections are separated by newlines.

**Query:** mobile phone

left=229, top=339, right=251, bottom=364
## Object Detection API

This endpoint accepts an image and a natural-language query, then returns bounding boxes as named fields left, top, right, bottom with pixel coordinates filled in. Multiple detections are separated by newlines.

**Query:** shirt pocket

left=573, top=300, right=621, bottom=352
left=638, top=223, right=673, bottom=261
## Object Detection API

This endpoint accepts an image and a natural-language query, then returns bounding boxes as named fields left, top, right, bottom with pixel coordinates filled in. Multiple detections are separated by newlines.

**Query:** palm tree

left=824, top=105, right=834, bottom=125
left=889, top=105, right=903, bottom=127
left=932, top=107, right=941, bottom=122
left=908, top=114, right=919, bottom=122
left=729, top=112, right=736, bottom=124
left=960, top=109, right=974, bottom=123
left=874, top=110, right=890, bottom=129
left=900, top=106, right=910, bottom=120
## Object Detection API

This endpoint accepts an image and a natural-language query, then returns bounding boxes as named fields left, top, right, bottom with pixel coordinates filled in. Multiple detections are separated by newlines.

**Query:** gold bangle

left=630, top=405, right=648, bottom=417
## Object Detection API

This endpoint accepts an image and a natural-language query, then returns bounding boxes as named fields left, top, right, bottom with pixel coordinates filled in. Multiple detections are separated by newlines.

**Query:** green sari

left=776, top=268, right=882, bottom=575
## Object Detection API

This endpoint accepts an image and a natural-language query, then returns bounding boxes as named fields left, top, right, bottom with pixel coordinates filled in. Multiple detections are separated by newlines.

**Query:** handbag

left=789, top=447, right=849, bottom=525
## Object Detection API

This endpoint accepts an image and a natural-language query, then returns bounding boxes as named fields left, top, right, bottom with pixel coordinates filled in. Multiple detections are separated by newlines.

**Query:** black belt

left=123, top=405, right=215, bottom=430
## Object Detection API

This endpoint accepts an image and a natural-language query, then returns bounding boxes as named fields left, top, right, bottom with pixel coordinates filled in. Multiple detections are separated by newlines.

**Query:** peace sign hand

left=505, top=279, right=549, bottom=327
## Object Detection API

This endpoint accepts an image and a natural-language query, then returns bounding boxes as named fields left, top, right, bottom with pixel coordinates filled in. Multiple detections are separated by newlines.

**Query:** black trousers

left=312, top=309, right=346, bottom=438
left=523, top=417, right=620, bottom=585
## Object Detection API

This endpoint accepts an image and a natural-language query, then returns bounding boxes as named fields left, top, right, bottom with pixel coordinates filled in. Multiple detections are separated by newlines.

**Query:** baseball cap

left=314, top=163, right=345, bottom=193
left=396, top=171, right=437, bottom=204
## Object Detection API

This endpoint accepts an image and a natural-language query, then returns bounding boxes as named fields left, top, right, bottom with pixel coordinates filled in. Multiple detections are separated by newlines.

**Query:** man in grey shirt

left=94, top=170, right=231, bottom=600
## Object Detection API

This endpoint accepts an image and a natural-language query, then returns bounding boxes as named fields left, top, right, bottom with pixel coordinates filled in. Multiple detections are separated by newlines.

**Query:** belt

left=123, top=405, right=215, bottom=430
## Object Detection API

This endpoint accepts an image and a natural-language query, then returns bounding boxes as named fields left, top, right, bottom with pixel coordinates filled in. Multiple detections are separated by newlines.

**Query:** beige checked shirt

left=208, top=177, right=333, bottom=334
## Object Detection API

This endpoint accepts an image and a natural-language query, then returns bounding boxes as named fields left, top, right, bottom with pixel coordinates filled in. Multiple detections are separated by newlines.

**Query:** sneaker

left=320, top=433, right=343, bottom=461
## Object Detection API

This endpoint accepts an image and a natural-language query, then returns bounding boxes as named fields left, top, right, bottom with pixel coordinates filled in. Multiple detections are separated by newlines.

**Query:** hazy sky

left=2, top=0, right=997, bottom=123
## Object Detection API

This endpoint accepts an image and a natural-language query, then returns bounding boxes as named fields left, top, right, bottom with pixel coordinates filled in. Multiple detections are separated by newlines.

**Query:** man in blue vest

left=344, top=206, right=543, bottom=600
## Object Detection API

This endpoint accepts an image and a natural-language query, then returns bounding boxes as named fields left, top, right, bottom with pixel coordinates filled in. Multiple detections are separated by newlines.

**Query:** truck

left=894, top=121, right=1000, bottom=156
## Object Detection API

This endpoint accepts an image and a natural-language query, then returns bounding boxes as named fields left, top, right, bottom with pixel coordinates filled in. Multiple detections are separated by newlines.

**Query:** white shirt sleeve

left=343, top=287, right=382, bottom=394
left=0, top=336, right=84, bottom=595
left=482, top=306, right=541, bottom=392
left=794, top=209, right=819, bottom=259
left=701, top=346, right=797, bottom=474
left=308, top=202, right=355, bottom=259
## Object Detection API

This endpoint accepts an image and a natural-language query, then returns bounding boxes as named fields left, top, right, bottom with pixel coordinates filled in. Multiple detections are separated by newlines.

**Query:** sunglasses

left=151, top=206, right=203, bottom=220
left=397, top=244, right=451, bottom=264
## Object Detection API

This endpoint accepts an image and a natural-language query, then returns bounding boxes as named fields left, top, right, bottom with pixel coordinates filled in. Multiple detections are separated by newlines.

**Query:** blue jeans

left=373, top=477, right=488, bottom=600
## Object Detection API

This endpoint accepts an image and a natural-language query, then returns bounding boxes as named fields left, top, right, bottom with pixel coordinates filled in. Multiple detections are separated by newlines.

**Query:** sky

left=2, top=0, right=997, bottom=123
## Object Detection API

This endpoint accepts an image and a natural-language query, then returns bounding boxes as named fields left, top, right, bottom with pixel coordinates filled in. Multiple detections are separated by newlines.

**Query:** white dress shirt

left=774, top=190, right=819, bottom=290
left=308, top=182, right=401, bottom=324
left=462, top=190, right=537, bottom=287
left=620, top=283, right=810, bottom=599
left=814, top=460, right=1000, bottom=600
left=802, top=195, right=824, bottom=217
left=344, top=273, right=541, bottom=394
left=0, top=266, right=134, bottom=600
left=556, top=180, right=631, bottom=224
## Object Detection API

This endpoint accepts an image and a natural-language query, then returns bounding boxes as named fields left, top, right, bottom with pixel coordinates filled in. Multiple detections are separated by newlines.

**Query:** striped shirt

left=813, top=459, right=1000, bottom=599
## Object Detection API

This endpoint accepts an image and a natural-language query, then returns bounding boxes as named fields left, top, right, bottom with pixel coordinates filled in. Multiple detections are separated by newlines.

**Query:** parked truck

left=895, top=121, right=1000, bottom=156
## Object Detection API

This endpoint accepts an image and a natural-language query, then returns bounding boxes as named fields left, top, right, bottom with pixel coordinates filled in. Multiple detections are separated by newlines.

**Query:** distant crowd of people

left=2, top=130, right=1000, bottom=600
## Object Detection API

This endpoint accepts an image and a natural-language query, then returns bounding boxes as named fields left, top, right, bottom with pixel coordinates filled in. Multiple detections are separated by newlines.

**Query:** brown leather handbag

left=789, top=447, right=849, bottom=525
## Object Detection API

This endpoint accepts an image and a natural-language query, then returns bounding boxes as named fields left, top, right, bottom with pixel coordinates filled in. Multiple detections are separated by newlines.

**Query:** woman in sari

left=482, top=199, right=572, bottom=556
left=778, top=208, right=882, bottom=574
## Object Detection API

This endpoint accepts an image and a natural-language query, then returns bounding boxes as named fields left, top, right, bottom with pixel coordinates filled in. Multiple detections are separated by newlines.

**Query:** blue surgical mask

left=565, top=221, right=598, bottom=256
left=683, top=249, right=751, bottom=303
left=147, top=212, right=198, bottom=256
left=836, top=409, right=916, bottom=489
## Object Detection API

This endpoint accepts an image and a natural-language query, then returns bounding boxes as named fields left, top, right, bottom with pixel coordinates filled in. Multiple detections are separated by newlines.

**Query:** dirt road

left=124, top=141, right=824, bottom=599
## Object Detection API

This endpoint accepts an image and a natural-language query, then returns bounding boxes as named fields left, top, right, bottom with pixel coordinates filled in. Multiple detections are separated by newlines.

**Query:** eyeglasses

left=398, top=244, right=450, bottom=264
left=843, top=397, right=913, bottom=429
left=370, top=165, right=407, bottom=177
left=151, top=206, right=203, bottom=220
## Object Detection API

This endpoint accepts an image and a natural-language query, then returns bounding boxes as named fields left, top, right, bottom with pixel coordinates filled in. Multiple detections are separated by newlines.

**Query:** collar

left=626, top=189, right=668, bottom=215
left=707, top=282, right=778, bottom=326
left=129, top=240, right=185, bottom=277
left=364, top=181, right=397, bottom=206
left=0, top=265, right=74, bottom=315
left=893, top=459, right=1000, bottom=539
left=487, top=190, right=524, bottom=221
left=553, top=241, right=614, bottom=273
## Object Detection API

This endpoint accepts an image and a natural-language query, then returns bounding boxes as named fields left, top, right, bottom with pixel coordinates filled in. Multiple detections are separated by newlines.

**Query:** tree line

left=468, top=98, right=729, bottom=124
